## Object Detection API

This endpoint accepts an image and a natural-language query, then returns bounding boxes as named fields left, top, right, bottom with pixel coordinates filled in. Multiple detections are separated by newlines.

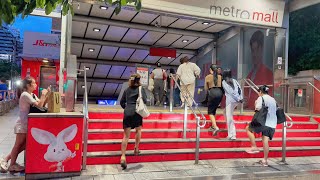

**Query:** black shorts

left=249, top=124, right=275, bottom=140
left=207, top=88, right=223, bottom=115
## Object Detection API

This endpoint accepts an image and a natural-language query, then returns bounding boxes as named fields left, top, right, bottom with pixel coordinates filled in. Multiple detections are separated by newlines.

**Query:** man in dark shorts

left=245, top=85, right=277, bottom=167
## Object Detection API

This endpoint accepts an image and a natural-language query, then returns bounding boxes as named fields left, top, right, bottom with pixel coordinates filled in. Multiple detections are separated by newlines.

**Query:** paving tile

left=217, top=167, right=250, bottom=175
left=208, top=159, right=245, bottom=168
left=72, top=176, right=94, bottom=180
left=113, top=174, right=136, bottom=180
left=200, top=167, right=222, bottom=176
left=168, top=170, right=189, bottom=177
left=93, top=175, right=115, bottom=180
left=133, top=172, right=156, bottom=180
left=151, top=171, right=172, bottom=179
left=184, top=168, right=207, bottom=176
left=94, top=165, right=119, bottom=175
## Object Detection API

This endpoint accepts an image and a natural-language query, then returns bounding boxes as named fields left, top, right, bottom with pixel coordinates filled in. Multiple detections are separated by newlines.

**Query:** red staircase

left=86, top=112, right=320, bottom=165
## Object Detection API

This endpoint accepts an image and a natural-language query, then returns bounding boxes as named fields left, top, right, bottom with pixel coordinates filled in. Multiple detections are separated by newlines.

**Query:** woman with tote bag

left=120, top=74, right=147, bottom=170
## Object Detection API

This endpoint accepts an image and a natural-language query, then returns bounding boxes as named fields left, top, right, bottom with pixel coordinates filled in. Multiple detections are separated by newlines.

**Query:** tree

left=0, top=62, right=21, bottom=80
left=0, top=0, right=142, bottom=26
left=288, top=4, right=320, bottom=75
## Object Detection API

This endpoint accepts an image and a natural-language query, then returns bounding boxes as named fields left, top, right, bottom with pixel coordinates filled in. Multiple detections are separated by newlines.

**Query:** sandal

left=120, top=157, right=127, bottom=170
left=134, top=148, right=140, bottom=156
left=8, top=163, right=25, bottom=174
left=258, top=160, right=268, bottom=167
left=245, top=148, right=260, bottom=154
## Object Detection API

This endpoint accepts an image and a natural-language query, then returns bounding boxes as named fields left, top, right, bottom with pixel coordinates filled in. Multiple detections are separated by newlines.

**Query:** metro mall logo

left=210, top=5, right=279, bottom=24
left=33, top=40, right=60, bottom=48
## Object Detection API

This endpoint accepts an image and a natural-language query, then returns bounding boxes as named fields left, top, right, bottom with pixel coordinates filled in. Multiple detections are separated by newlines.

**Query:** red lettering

left=252, top=12, right=264, bottom=21
left=264, top=14, right=271, bottom=22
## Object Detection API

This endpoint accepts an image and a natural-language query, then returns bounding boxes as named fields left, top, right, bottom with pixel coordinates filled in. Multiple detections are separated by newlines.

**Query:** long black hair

left=210, top=64, right=218, bottom=86
left=222, top=69, right=234, bottom=89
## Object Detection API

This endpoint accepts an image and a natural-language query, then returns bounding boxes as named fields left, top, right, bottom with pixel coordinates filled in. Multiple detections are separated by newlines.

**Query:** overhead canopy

left=71, top=2, right=232, bottom=100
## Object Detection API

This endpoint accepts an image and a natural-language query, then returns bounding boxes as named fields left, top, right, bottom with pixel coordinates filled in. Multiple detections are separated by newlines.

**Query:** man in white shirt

left=245, top=85, right=277, bottom=167
left=176, top=56, right=201, bottom=107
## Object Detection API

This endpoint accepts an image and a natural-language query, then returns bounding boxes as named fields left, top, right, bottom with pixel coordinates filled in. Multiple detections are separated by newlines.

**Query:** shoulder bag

left=250, top=97, right=268, bottom=127
left=29, top=94, right=48, bottom=113
left=276, top=106, right=286, bottom=124
left=136, top=86, right=150, bottom=118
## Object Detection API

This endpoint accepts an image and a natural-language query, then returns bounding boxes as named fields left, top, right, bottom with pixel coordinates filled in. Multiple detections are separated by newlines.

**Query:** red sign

left=26, top=117, right=83, bottom=174
left=298, top=89, right=303, bottom=97
left=149, top=47, right=176, bottom=58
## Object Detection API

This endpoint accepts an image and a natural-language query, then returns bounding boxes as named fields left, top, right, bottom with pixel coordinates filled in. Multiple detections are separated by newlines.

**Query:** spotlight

left=88, top=48, right=95, bottom=52
left=93, top=28, right=101, bottom=32
left=100, top=6, right=108, bottom=10
left=15, top=80, right=21, bottom=86
left=43, top=59, right=49, bottom=63
left=182, top=39, right=189, bottom=43
left=202, top=22, right=210, bottom=25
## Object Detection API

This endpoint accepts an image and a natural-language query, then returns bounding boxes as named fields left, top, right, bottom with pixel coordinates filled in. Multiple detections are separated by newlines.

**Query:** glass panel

left=294, top=89, right=306, bottom=108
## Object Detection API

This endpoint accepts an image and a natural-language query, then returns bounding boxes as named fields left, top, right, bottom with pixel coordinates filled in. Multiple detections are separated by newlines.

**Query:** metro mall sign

left=142, top=0, right=285, bottom=27
left=23, top=32, right=61, bottom=59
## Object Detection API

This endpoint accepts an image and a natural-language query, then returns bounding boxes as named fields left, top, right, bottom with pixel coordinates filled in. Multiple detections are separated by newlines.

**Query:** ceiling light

left=168, top=57, right=172, bottom=59
left=93, top=28, right=100, bottom=32
left=202, top=22, right=210, bottom=25
left=182, top=39, right=189, bottom=43
left=82, top=85, right=85, bottom=88
left=85, top=67, right=90, bottom=70
left=88, top=48, right=95, bottom=52
left=100, top=6, right=108, bottom=10
left=43, top=59, right=49, bottom=63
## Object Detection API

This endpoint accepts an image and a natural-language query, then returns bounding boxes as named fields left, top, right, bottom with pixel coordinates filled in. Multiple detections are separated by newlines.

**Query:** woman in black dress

left=120, top=74, right=147, bottom=170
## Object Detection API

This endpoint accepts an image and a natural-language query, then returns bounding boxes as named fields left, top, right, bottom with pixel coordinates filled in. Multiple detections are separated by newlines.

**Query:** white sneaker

left=0, top=156, right=8, bottom=173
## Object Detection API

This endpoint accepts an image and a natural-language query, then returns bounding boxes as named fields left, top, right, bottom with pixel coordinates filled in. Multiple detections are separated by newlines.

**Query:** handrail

left=308, top=82, right=320, bottom=93
left=169, top=73, right=207, bottom=165
left=78, top=66, right=89, bottom=170
left=170, top=74, right=207, bottom=128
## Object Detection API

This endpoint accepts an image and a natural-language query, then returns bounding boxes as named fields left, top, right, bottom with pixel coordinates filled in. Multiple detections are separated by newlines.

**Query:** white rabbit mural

left=31, top=124, right=78, bottom=172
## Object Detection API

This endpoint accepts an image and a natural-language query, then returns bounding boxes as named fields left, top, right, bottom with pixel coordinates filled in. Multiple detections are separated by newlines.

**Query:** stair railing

left=242, top=79, right=293, bottom=163
left=308, top=82, right=320, bottom=93
left=169, top=73, right=207, bottom=164
left=78, top=66, right=89, bottom=170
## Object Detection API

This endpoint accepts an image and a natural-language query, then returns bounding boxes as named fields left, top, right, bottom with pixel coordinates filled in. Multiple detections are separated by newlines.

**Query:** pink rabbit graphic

left=31, top=124, right=78, bottom=172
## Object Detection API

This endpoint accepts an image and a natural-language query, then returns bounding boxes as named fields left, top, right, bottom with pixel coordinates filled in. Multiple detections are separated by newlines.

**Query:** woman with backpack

left=222, top=69, right=243, bottom=140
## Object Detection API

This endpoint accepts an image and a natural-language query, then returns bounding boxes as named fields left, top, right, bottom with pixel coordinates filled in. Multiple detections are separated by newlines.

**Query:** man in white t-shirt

left=245, top=85, right=277, bottom=167
left=176, top=56, right=201, bottom=107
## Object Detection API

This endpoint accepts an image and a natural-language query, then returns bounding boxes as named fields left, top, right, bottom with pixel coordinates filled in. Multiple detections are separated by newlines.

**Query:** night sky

left=12, top=15, right=52, bottom=38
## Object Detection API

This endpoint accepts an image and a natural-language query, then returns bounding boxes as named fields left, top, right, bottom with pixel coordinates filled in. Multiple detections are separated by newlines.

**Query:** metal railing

left=308, top=82, right=320, bottom=93
left=78, top=66, right=89, bottom=170
left=169, top=74, right=207, bottom=164
left=242, top=79, right=293, bottom=163
left=0, top=90, right=17, bottom=116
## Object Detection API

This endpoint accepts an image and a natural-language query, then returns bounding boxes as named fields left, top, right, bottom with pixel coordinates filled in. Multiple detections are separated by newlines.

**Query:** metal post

left=281, top=122, right=287, bottom=163
left=169, top=75, right=174, bottom=112
left=195, top=117, right=201, bottom=164
left=183, top=102, right=188, bottom=139
left=82, top=66, right=89, bottom=170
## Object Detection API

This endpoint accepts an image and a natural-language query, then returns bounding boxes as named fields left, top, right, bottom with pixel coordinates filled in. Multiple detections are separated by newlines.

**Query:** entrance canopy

left=72, top=2, right=232, bottom=100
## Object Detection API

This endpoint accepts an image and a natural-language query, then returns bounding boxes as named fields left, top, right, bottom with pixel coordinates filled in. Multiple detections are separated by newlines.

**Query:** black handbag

left=250, top=97, right=268, bottom=127
left=276, top=107, right=286, bottom=124
left=29, top=94, right=47, bottom=113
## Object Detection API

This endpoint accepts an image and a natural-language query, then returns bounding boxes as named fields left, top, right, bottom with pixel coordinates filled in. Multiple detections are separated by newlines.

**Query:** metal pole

left=169, top=75, right=174, bottom=112
left=195, top=117, right=201, bottom=164
left=183, top=102, right=188, bottom=139
left=281, top=122, right=287, bottom=163
left=82, top=66, right=89, bottom=170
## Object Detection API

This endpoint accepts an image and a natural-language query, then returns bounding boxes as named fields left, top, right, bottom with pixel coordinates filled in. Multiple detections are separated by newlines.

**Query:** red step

left=88, top=120, right=318, bottom=130
left=87, top=138, right=320, bottom=152
left=88, top=129, right=320, bottom=140
left=89, top=112, right=310, bottom=122
left=314, top=117, right=320, bottom=123
left=86, top=146, right=320, bottom=165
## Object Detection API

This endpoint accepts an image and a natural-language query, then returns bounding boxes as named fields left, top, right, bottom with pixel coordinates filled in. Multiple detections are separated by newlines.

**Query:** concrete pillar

left=59, top=11, right=72, bottom=94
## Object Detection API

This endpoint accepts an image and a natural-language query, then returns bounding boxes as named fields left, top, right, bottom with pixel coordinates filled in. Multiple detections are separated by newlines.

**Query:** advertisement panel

left=143, top=0, right=285, bottom=27
left=136, top=66, right=150, bottom=86
left=23, top=32, right=61, bottom=59
left=26, top=117, right=83, bottom=174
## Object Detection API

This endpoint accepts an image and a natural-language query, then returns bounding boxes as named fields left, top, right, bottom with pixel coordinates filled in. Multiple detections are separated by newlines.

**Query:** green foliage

left=0, top=0, right=142, bottom=26
left=289, top=4, right=320, bottom=75
left=0, top=62, right=21, bottom=80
